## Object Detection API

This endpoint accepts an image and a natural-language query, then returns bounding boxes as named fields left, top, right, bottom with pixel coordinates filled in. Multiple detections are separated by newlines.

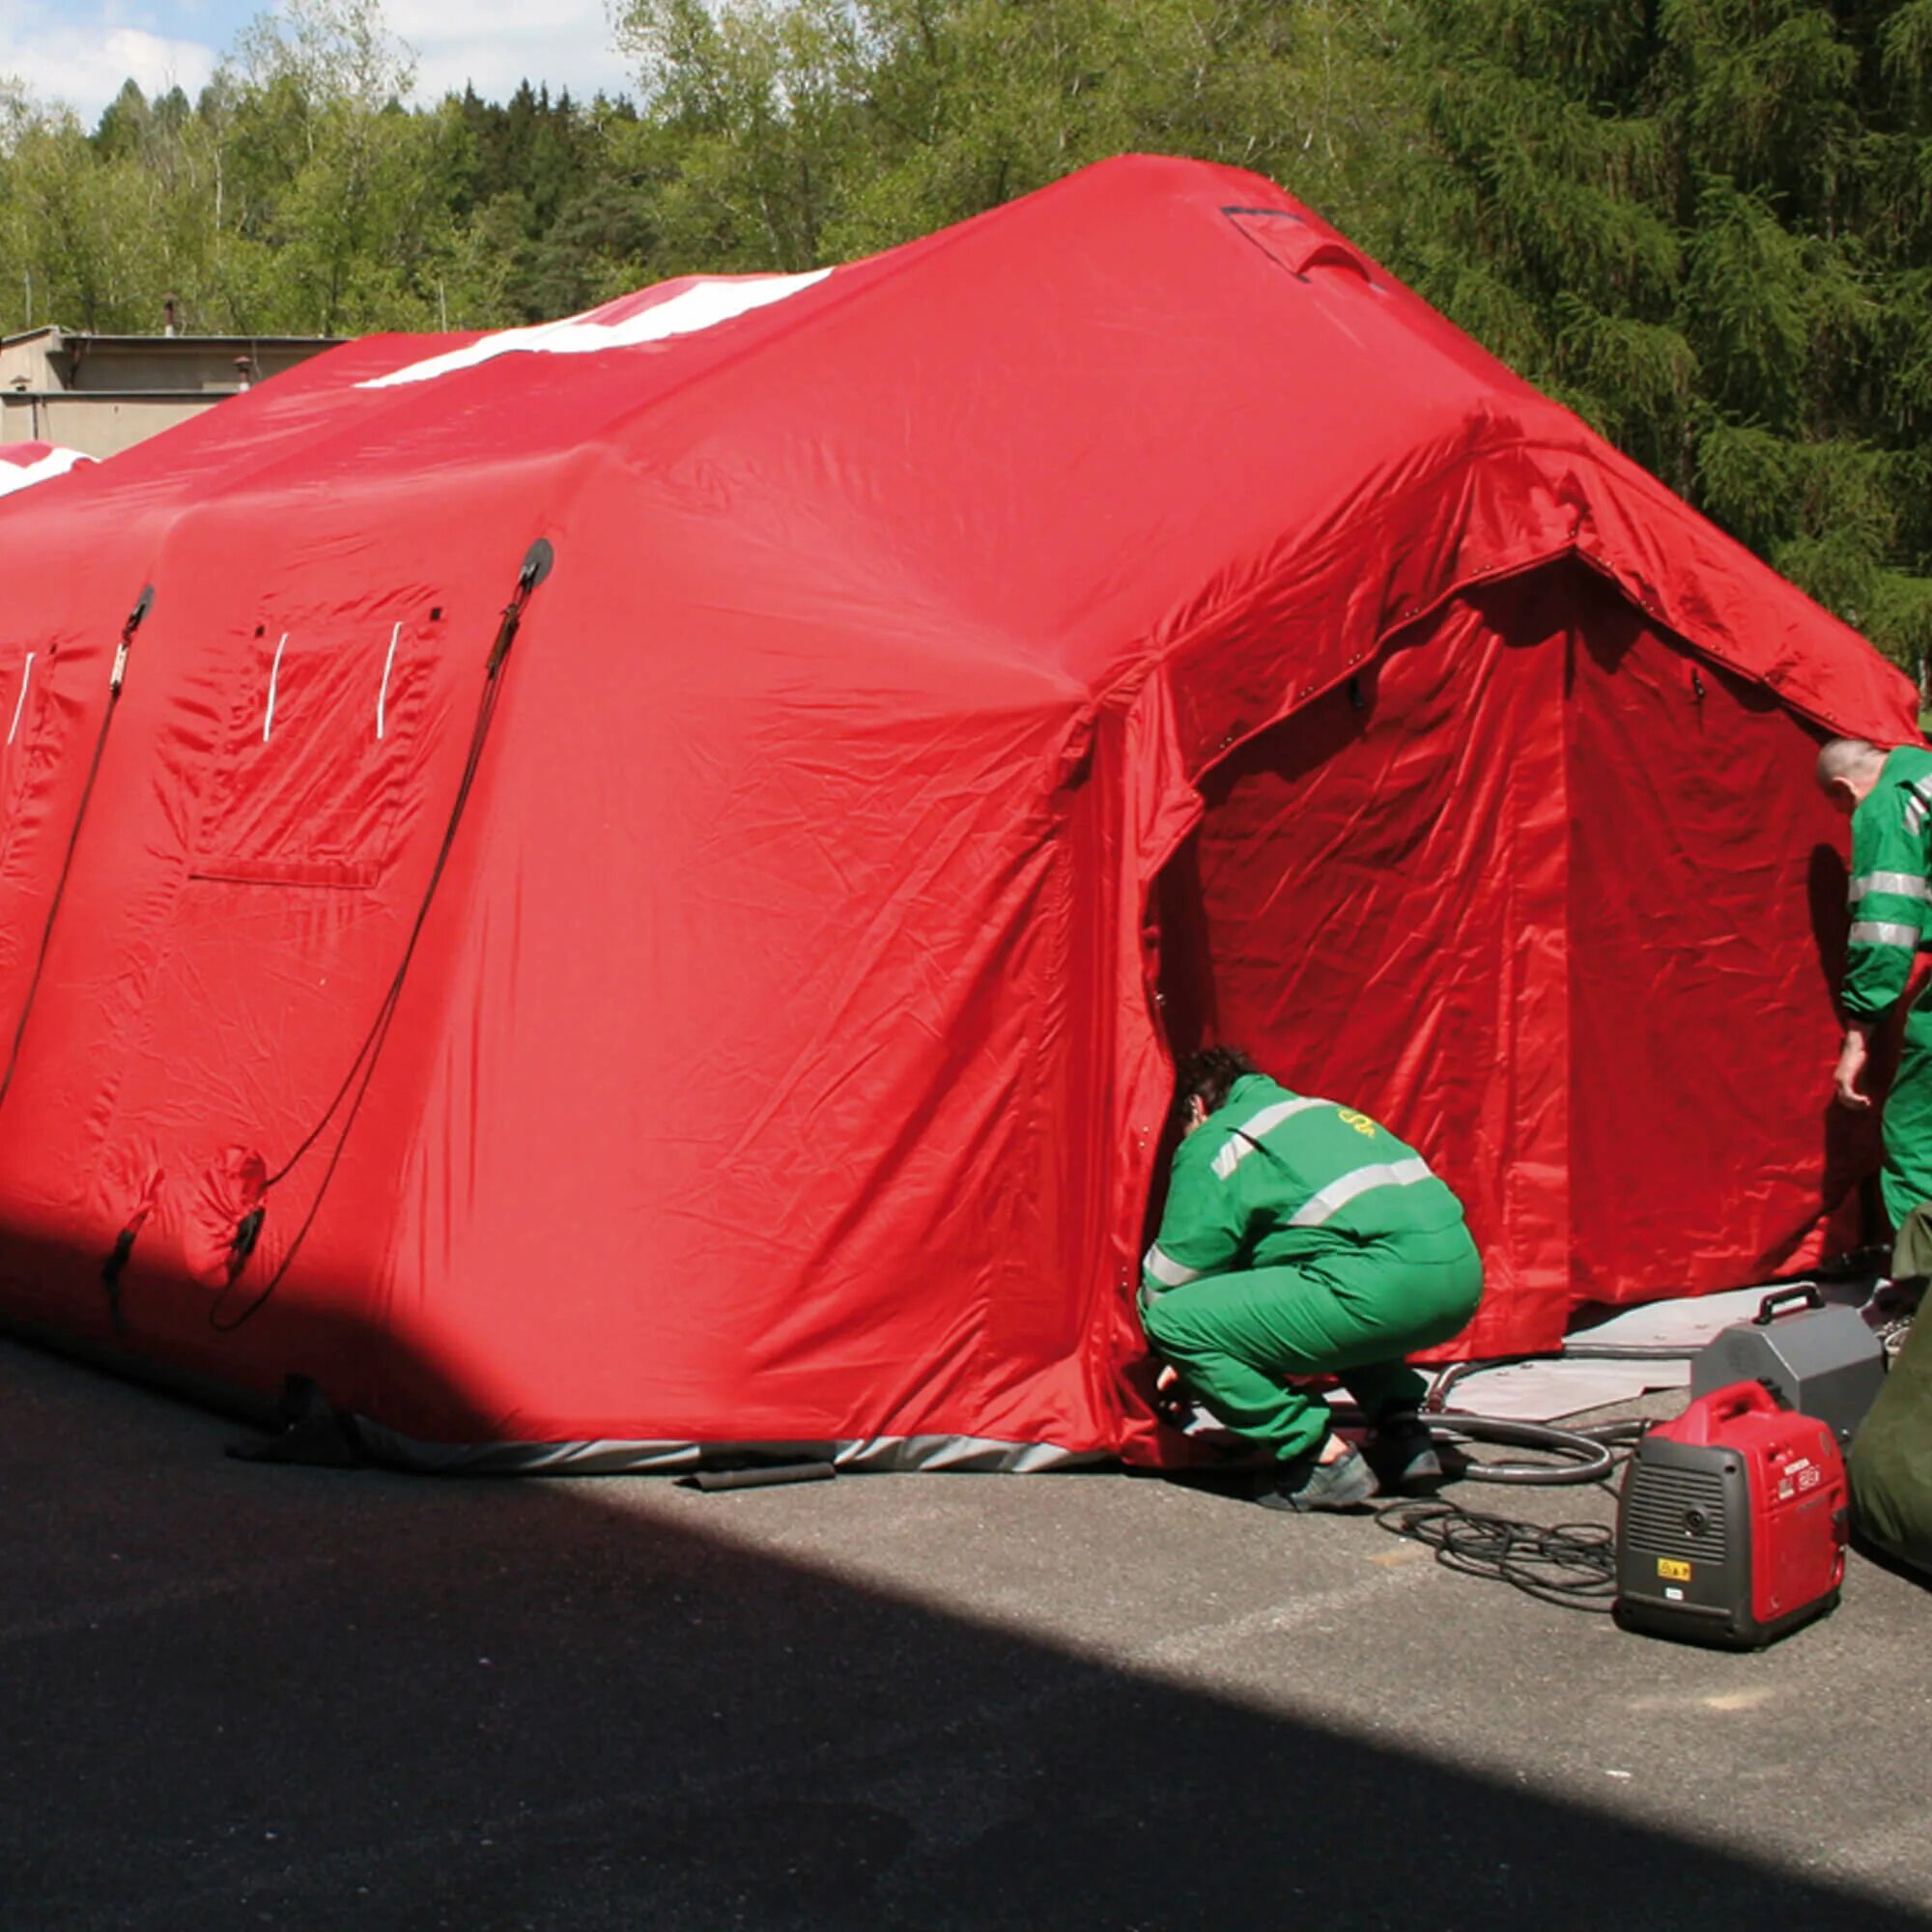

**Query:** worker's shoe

left=1256, top=1443, right=1378, bottom=1513
left=1365, top=1406, right=1443, bottom=1491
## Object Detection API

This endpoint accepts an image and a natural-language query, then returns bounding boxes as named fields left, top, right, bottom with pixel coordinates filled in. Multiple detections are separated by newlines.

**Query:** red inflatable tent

left=0, top=156, right=1915, bottom=1469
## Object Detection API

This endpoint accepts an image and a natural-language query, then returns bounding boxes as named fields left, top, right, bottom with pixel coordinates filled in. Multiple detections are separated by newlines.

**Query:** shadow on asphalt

left=0, top=1333, right=1922, bottom=1932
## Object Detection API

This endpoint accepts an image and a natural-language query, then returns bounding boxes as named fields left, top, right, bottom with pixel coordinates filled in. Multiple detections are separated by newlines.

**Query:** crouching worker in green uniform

left=1140, top=1048, right=1484, bottom=1513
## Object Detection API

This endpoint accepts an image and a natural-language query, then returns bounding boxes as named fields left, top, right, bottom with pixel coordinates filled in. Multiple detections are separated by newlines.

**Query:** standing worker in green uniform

left=1817, top=738, right=1932, bottom=1579
left=1140, top=1048, right=1485, bottom=1512
left=1816, top=737, right=1932, bottom=1228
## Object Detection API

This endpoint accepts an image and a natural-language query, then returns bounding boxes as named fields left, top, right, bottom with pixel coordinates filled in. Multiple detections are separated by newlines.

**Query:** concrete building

left=0, top=327, right=343, bottom=459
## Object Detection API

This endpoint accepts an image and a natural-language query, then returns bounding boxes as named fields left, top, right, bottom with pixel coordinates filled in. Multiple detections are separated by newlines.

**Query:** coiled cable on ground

left=1368, top=1414, right=1648, bottom=1610
left=1369, top=1272, right=1889, bottom=1605
left=1376, top=1498, right=1618, bottom=1611
left=1427, top=1413, right=1647, bottom=1486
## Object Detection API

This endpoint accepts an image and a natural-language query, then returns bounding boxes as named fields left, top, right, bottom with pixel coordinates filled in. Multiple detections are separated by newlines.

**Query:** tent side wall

left=323, top=464, right=1140, bottom=1456
left=1151, top=559, right=1875, bottom=1362
left=1561, top=576, right=1877, bottom=1309
left=0, top=467, right=567, bottom=1406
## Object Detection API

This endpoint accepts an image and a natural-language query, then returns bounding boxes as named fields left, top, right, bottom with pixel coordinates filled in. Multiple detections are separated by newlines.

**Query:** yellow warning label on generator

left=1657, top=1558, right=1692, bottom=1582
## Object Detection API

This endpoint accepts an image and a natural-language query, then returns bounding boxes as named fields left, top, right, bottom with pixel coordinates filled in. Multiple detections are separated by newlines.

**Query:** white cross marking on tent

left=357, top=271, right=834, bottom=390
left=0, top=449, right=90, bottom=497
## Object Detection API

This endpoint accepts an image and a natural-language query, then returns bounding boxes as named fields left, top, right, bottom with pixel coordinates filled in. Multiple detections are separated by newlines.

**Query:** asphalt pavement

left=2, top=1337, right=1925, bottom=1932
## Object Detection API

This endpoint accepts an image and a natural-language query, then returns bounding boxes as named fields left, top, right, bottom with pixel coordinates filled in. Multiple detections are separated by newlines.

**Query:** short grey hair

left=1817, top=737, right=1888, bottom=786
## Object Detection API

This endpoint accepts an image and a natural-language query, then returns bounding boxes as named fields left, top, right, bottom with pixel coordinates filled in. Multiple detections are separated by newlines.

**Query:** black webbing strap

left=100, top=1229, right=137, bottom=1332
left=210, top=539, right=555, bottom=1332
left=0, top=584, right=155, bottom=1120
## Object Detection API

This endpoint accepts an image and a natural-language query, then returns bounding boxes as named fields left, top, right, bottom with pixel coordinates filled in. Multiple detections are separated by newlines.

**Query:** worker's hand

left=1833, top=1026, right=1874, bottom=1112
left=1151, top=1361, right=1192, bottom=1427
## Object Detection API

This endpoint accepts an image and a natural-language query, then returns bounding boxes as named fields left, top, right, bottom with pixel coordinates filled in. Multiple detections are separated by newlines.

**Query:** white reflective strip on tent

left=376, top=621, right=402, bottom=739
left=262, top=632, right=289, bottom=742
left=7, top=653, right=35, bottom=745
left=350, top=1419, right=1103, bottom=1475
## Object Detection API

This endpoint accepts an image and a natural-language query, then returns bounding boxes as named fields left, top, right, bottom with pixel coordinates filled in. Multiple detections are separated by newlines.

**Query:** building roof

left=2, top=327, right=339, bottom=352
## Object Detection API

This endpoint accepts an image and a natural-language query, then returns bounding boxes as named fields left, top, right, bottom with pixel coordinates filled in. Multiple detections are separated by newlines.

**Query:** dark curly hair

left=1173, top=1045, right=1259, bottom=1125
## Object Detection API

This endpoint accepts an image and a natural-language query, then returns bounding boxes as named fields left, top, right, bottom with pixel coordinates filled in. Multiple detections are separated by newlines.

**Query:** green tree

left=194, top=0, right=448, bottom=331
left=0, top=90, right=174, bottom=331
left=4, top=0, right=1928, bottom=662
left=1387, top=0, right=1932, bottom=662
left=610, top=1, right=1400, bottom=268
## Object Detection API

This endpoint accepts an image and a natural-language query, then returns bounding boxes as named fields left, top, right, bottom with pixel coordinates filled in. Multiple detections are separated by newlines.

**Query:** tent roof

left=29, top=155, right=1910, bottom=757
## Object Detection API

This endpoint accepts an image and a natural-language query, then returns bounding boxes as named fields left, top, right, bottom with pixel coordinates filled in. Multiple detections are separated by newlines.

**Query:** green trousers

left=1849, top=1303, right=1932, bottom=1578
left=1883, top=989, right=1932, bottom=1232
left=1142, top=1222, right=1484, bottom=1463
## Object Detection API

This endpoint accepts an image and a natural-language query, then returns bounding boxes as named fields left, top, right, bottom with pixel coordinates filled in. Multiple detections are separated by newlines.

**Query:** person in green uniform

left=1140, top=1047, right=1485, bottom=1512
left=1816, top=737, right=1932, bottom=1229
left=1818, top=738, right=1932, bottom=1580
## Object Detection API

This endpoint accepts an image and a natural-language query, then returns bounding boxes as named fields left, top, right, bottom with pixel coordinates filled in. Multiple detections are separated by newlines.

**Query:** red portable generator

left=1614, top=1380, right=1848, bottom=1649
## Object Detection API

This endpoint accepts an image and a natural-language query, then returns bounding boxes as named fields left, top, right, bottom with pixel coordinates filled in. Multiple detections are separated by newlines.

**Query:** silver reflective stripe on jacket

left=1288, top=1155, right=1435, bottom=1229
left=1849, top=871, right=1932, bottom=905
left=1905, top=781, right=1932, bottom=837
left=1142, top=1243, right=1201, bottom=1292
left=1850, top=921, right=1921, bottom=949
left=1210, top=1095, right=1330, bottom=1180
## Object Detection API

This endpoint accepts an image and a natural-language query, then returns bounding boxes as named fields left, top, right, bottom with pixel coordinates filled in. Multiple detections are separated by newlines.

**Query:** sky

left=0, top=0, right=640, bottom=126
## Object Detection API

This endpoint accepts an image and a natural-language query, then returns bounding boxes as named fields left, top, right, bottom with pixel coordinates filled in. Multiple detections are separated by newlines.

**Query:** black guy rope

left=209, top=538, right=554, bottom=1333
left=0, top=583, right=155, bottom=1120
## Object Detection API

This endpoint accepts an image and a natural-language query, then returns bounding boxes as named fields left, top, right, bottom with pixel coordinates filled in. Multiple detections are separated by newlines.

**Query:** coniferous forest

left=4, top=0, right=1930, bottom=665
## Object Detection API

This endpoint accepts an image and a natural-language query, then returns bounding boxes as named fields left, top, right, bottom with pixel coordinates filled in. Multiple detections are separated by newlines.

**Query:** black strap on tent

left=209, top=539, right=554, bottom=1333
left=100, top=1229, right=138, bottom=1332
left=0, top=584, right=155, bottom=1121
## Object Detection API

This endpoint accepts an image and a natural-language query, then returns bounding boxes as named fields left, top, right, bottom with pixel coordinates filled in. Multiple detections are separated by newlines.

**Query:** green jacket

left=1843, top=745, right=1932, bottom=1021
left=1141, top=1073, right=1465, bottom=1304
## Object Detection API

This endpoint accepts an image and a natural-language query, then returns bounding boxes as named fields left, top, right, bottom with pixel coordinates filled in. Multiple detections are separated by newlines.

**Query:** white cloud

left=387, top=0, right=638, bottom=106
left=0, top=16, right=219, bottom=122
left=0, top=0, right=636, bottom=124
